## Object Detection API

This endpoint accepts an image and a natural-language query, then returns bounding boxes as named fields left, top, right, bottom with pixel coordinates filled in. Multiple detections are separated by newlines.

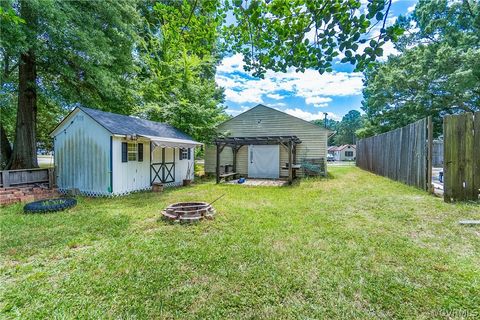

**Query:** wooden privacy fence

left=443, top=112, right=480, bottom=202
left=356, top=117, right=432, bottom=191
left=0, top=168, right=55, bottom=188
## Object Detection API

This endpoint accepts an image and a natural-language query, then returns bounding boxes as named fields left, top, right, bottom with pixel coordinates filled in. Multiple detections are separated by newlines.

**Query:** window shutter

left=121, top=142, right=128, bottom=162
left=187, top=148, right=191, bottom=160
left=138, top=143, right=144, bottom=162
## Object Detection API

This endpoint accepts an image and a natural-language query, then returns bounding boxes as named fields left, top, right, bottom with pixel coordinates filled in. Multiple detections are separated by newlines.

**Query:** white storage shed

left=50, top=107, right=201, bottom=196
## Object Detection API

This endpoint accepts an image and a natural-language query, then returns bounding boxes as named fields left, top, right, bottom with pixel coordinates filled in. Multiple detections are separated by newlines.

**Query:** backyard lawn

left=1, top=166, right=479, bottom=319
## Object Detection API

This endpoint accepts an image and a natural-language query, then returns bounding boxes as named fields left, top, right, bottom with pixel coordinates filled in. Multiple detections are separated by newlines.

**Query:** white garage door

left=248, top=145, right=280, bottom=179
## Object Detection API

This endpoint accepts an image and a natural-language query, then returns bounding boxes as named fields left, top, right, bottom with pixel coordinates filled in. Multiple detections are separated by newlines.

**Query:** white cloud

left=304, top=96, right=332, bottom=108
left=281, top=108, right=341, bottom=122
left=216, top=54, right=364, bottom=108
left=326, top=112, right=342, bottom=121
left=217, top=54, right=245, bottom=73
left=266, top=93, right=283, bottom=100
left=407, top=4, right=416, bottom=13
left=224, top=88, right=264, bottom=104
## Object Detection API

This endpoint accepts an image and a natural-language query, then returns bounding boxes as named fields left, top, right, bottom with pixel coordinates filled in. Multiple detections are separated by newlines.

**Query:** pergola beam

left=214, top=135, right=301, bottom=147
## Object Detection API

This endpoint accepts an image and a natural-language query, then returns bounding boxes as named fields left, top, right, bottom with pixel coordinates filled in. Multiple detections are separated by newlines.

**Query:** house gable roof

left=51, top=107, right=195, bottom=141
left=220, top=104, right=333, bottom=134
left=328, top=144, right=356, bottom=152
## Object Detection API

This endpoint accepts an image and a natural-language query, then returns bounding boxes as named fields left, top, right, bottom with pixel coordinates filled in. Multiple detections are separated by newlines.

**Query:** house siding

left=205, top=105, right=329, bottom=177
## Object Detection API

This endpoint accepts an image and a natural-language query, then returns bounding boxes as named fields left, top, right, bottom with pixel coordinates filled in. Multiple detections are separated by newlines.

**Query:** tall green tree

left=135, top=0, right=227, bottom=142
left=335, top=110, right=364, bottom=145
left=1, top=0, right=138, bottom=169
left=311, top=118, right=339, bottom=145
left=312, top=110, right=364, bottom=145
left=361, top=0, right=480, bottom=137
left=224, top=0, right=403, bottom=77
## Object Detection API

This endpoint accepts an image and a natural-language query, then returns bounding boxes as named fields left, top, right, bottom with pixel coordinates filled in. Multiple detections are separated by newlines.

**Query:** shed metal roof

left=78, top=107, right=195, bottom=141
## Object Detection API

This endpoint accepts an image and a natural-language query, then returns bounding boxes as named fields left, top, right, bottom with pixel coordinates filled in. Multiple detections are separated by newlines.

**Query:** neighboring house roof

left=52, top=107, right=196, bottom=142
left=337, top=144, right=356, bottom=151
left=328, top=144, right=356, bottom=152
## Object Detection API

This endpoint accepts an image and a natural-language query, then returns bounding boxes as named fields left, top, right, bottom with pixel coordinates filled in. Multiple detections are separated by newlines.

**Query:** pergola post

left=288, top=141, right=293, bottom=184
left=216, top=143, right=226, bottom=184
left=216, top=143, right=221, bottom=184
left=232, top=145, right=239, bottom=173
left=293, top=144, right=297, bottom=179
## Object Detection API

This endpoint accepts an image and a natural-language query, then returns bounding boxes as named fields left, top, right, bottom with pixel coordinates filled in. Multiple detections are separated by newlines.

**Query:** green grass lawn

left=1, top=167, right=479, bottom=319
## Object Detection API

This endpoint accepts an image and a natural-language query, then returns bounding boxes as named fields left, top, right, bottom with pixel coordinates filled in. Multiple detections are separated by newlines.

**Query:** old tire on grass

left=24, top=198, right=77, bottom=214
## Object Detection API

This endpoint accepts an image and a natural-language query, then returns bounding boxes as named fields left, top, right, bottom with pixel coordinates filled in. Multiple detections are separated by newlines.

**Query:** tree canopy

left=135, top=0, right=228, bottom=142
left=360, top=0, right=480, bottom=138
left=312, top=110, right=364, bottom=146
left=0, top=0, right=228, bottom=169
left=1, top=0, right=139, bottom=168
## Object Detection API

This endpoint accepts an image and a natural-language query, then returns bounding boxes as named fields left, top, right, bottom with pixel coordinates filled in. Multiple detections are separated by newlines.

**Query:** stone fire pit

left=161, top=202, right=215, bottom=222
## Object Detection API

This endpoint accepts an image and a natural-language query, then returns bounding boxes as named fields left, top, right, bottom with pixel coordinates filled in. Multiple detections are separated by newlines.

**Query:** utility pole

left=323, top=113, right=328, bottom=128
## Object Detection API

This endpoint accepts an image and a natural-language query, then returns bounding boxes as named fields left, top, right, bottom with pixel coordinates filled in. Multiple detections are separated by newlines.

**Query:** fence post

left=48, top=168, right=54, bottom=189
left=2, top=170, right=10, bottom=188
left=444, top=113, right=475, bottom=202
left=444, top=116, right=451, bottom=202
left=474, top=112, right=480, bottom=199
left=427, top=116, right=433, bottom=193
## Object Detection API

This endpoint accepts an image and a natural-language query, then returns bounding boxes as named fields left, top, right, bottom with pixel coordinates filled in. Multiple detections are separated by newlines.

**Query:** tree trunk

left=8, top=49, right=38, bottom=169
left=0, top=123, right=12, bottom=169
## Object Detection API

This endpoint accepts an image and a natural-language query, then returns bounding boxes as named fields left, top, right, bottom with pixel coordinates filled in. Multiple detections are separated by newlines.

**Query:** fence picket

left=474, top=112, right=480, bottom=199
left=356, top=118, right=429, bottom=190
left=444, top=113, right=478, bottom=202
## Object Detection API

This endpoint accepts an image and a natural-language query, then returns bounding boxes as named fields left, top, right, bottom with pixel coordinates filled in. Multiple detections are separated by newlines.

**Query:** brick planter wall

left=0, top=185, right=60, bottom=206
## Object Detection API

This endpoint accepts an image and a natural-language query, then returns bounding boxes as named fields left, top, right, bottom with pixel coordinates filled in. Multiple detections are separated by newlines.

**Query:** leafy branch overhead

left=223, top=0, right=403, bottom=77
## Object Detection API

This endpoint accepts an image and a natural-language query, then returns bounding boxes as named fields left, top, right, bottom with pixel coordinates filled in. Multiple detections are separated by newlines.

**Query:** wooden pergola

left=214, top=136, right=302, bottom=184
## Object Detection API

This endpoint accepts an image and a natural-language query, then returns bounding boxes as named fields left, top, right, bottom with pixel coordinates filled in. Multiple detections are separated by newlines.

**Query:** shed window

left=345, top=151, right=354, bottom=157
left=179, top=148, right=190, bottom=160
left=128, top=142, right=137, bottom=161
left=121, top=142, right=128, bottom=162
left=138, top=143, right=144, bottom=162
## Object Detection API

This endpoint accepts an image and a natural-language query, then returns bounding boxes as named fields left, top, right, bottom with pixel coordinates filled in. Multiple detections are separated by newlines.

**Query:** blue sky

left=216, top=0, right=418, bottom=122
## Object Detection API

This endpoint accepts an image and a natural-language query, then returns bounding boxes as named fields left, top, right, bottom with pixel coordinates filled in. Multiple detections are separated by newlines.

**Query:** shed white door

left=248, top=145, right=280, bottom=178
